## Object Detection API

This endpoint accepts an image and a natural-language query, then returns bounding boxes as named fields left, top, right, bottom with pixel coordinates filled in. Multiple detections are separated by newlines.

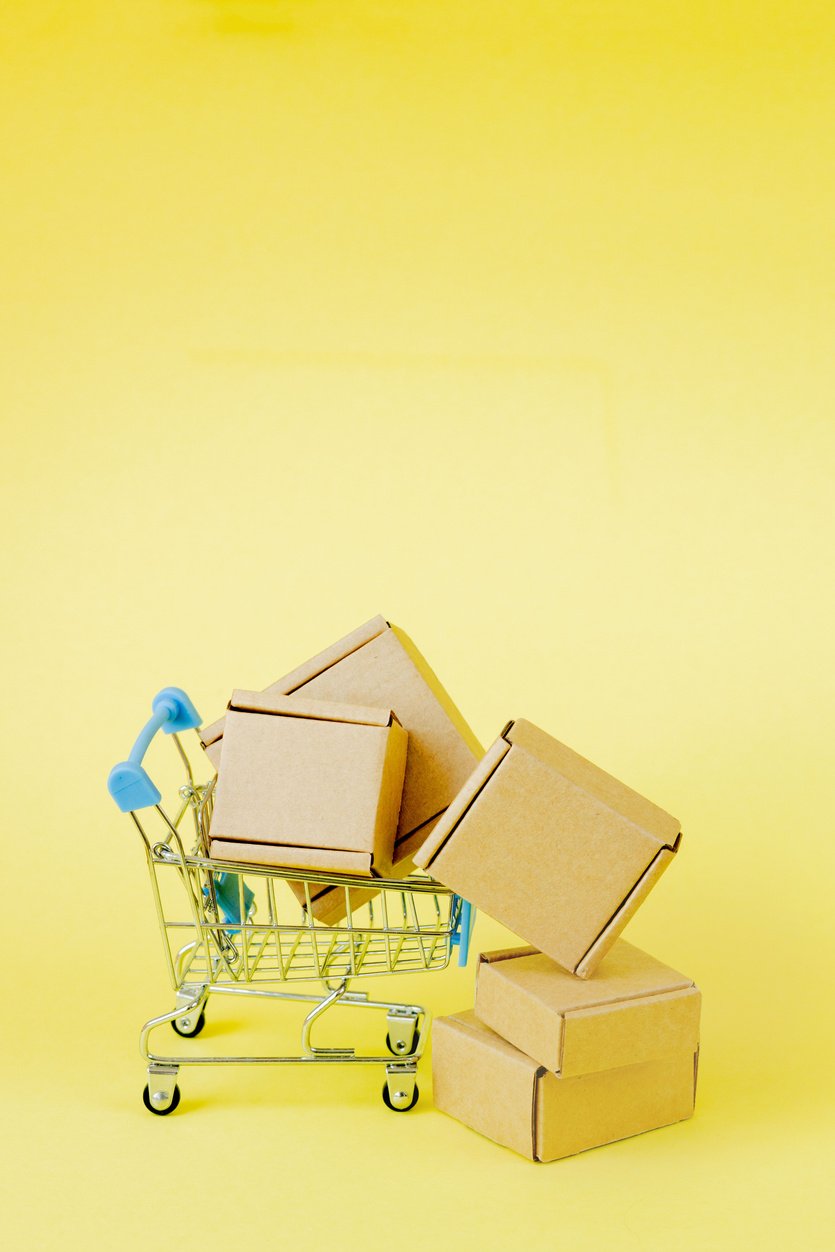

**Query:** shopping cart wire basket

left=109, top=687, right=475, bottom=1115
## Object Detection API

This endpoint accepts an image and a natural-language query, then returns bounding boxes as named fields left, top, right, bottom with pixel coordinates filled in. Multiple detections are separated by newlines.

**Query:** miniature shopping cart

left=108, top=687, right=474, bottom=1116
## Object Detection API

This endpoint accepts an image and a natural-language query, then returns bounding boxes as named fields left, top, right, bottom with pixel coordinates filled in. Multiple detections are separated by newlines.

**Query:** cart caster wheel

left=172, top=1009, right=206, bottom=1038
left=385, top=1029, right=417, bottom=1057
left=382, top=1080, right=419, bottom=1112
left=143, top=1083, right=181, bottom=1116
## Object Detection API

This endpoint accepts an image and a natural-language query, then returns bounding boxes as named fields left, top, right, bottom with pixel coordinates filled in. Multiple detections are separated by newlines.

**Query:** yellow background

left=1, top=2, right=833, bottom=1247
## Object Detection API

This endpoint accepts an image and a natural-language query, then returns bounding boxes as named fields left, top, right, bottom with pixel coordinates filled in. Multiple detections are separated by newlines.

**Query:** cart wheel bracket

left=145, top=1064, right=180, bottom=1113
left=383, top=1063, right=419, bottom=1111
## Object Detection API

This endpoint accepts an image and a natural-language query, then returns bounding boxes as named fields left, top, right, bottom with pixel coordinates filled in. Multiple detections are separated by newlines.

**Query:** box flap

left=228, top=689, right=397, bottom=729
left=575, top=844, right=680, bottom=978
left=210, top=839, right=374, bottom=875
left=507, top=719, right=680, bottom=848
left=413, top=737, right=510, bottom=869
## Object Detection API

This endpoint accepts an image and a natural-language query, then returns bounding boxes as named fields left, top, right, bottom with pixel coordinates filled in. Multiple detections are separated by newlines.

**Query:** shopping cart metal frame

left=109, top=687, right=474, bottom=1115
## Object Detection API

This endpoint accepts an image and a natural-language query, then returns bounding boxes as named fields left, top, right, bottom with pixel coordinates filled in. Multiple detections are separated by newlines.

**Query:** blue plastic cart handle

left=450, top=896, right=476, bottom=967
left=108, top=687, right=201, bottom=812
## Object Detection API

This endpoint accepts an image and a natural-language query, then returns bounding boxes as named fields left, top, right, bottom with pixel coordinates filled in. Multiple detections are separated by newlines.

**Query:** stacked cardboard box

left=201, top=614, right=699, bottom=1159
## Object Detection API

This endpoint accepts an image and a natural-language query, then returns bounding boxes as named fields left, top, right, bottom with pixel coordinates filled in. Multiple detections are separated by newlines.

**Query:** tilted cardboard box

left=208, top=691, right=407, bottom=876
left=415, top=718, right=681, bottom=977
left=200, top=615, right=482, bottom=867
left=432, top=1008, right=699, bottom=1162
left=475, top=940, right=701, bottom=1075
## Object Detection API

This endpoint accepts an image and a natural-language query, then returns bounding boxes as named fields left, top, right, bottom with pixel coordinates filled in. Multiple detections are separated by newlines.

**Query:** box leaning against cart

left=201, top=615, right=483, bottom=921
left=209, top=691, right=408, bottom=876
left=433, top=942, right=700, bottom=1162
left=415, top=718, right=681, bottom=978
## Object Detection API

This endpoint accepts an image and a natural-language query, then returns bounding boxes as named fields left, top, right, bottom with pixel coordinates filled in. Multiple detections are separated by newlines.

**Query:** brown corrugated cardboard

left=475, top=939, right=701, bottom=1075
left=432, top=1010, right=697, bottom=1162
left=200, top=615, right=482, bottom=860
left=208, top=691, right=407, bottom=876
left=415, top=719, right=681, bottom=977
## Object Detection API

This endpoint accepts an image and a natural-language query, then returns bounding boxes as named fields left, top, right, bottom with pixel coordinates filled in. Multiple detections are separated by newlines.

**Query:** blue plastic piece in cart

left=210, top=873, right=255, bottom=928
left=108, top=686, right=201, bottom=811
left=450, top=896, right=476, bottom=967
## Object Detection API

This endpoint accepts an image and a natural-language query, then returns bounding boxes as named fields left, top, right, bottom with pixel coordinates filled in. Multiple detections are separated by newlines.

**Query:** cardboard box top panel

left=209, top=707, right=406, bottom=857
left=201, top=616, right=482, bottom=842
left=476, top=940, right=700, bottom=1075
left=480, top=940, right=694, bottom=1013
left=228, top=689, right=398, bottom=729
left=506, top=720, right=680, bottom=847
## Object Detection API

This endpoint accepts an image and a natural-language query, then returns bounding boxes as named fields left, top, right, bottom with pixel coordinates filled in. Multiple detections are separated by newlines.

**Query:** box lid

left=228, top=689, right=399, bottom=729
left=505, top=720, right=680, bottom=847
left=477, top=940, right=700, bottom=1076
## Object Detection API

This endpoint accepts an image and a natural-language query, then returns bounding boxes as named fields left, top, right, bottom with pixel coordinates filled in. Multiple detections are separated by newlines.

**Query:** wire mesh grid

left=139, top=772, right=461, bottom=989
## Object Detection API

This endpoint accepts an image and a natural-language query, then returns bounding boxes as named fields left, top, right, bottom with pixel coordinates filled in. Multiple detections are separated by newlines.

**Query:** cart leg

left=383, top=1063, right=419, bottom=1111
left=386, top=1007, right=420, bottom=1057
left=144, top=1064, right=180, bottom=1115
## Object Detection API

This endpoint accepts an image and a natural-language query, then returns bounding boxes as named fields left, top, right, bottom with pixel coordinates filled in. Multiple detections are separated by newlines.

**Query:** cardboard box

left=475, top=939, right=701, bottom=1075
left=432, top=1010, right=698, bottom=1162
left=415, top=718, right=681, bottom=977
left=200, top=615, right=482, bottom=865
left=208, top=690, right=407, bottom=876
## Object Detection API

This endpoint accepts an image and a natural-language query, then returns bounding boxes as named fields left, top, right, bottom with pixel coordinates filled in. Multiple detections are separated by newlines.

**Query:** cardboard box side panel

left=413, top=737, right=511, bottom=868
left=229, top=690, right=395, bottom=728
left=287, top=879, right=380, bottom=925
left=575, top=846, right=678, bottom=978
left=475, top=957, right=563, bottom=1073
left=390, top=624, right=484, bottom=759
left=507, top=719, right=680, bottom=845
left=286, top=818, right=431, bottom=925
left=370, top=720, right=408, bottom=874
left=209, top=713, right=392, bottom=854
left=535, top=1052, right=697, bottom=1162
left=209, top=839, right=373, bottom=875
left=198, top=615, right=387, bottom=749
left=432, top=1013, right=538, bottom=1160
left=561, top=987, right=702, bottom=1077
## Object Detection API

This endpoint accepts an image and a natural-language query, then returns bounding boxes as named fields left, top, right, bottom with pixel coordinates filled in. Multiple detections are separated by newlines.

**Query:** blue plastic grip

left=450, top=896, right=476, bottom=967
left=108, top=687, right=201, bottom=812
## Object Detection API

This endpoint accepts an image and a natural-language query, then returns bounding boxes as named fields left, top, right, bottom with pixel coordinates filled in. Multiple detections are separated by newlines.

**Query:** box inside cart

left=415, top=718, right=681, bottom=977
left=208, top=690, right=408, bottom=876
left=200, top=615, right=483, bottom=863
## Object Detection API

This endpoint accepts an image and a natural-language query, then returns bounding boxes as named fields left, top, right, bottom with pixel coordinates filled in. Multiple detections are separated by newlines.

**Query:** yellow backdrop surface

left=1, top=2, right=833, bottom=1248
